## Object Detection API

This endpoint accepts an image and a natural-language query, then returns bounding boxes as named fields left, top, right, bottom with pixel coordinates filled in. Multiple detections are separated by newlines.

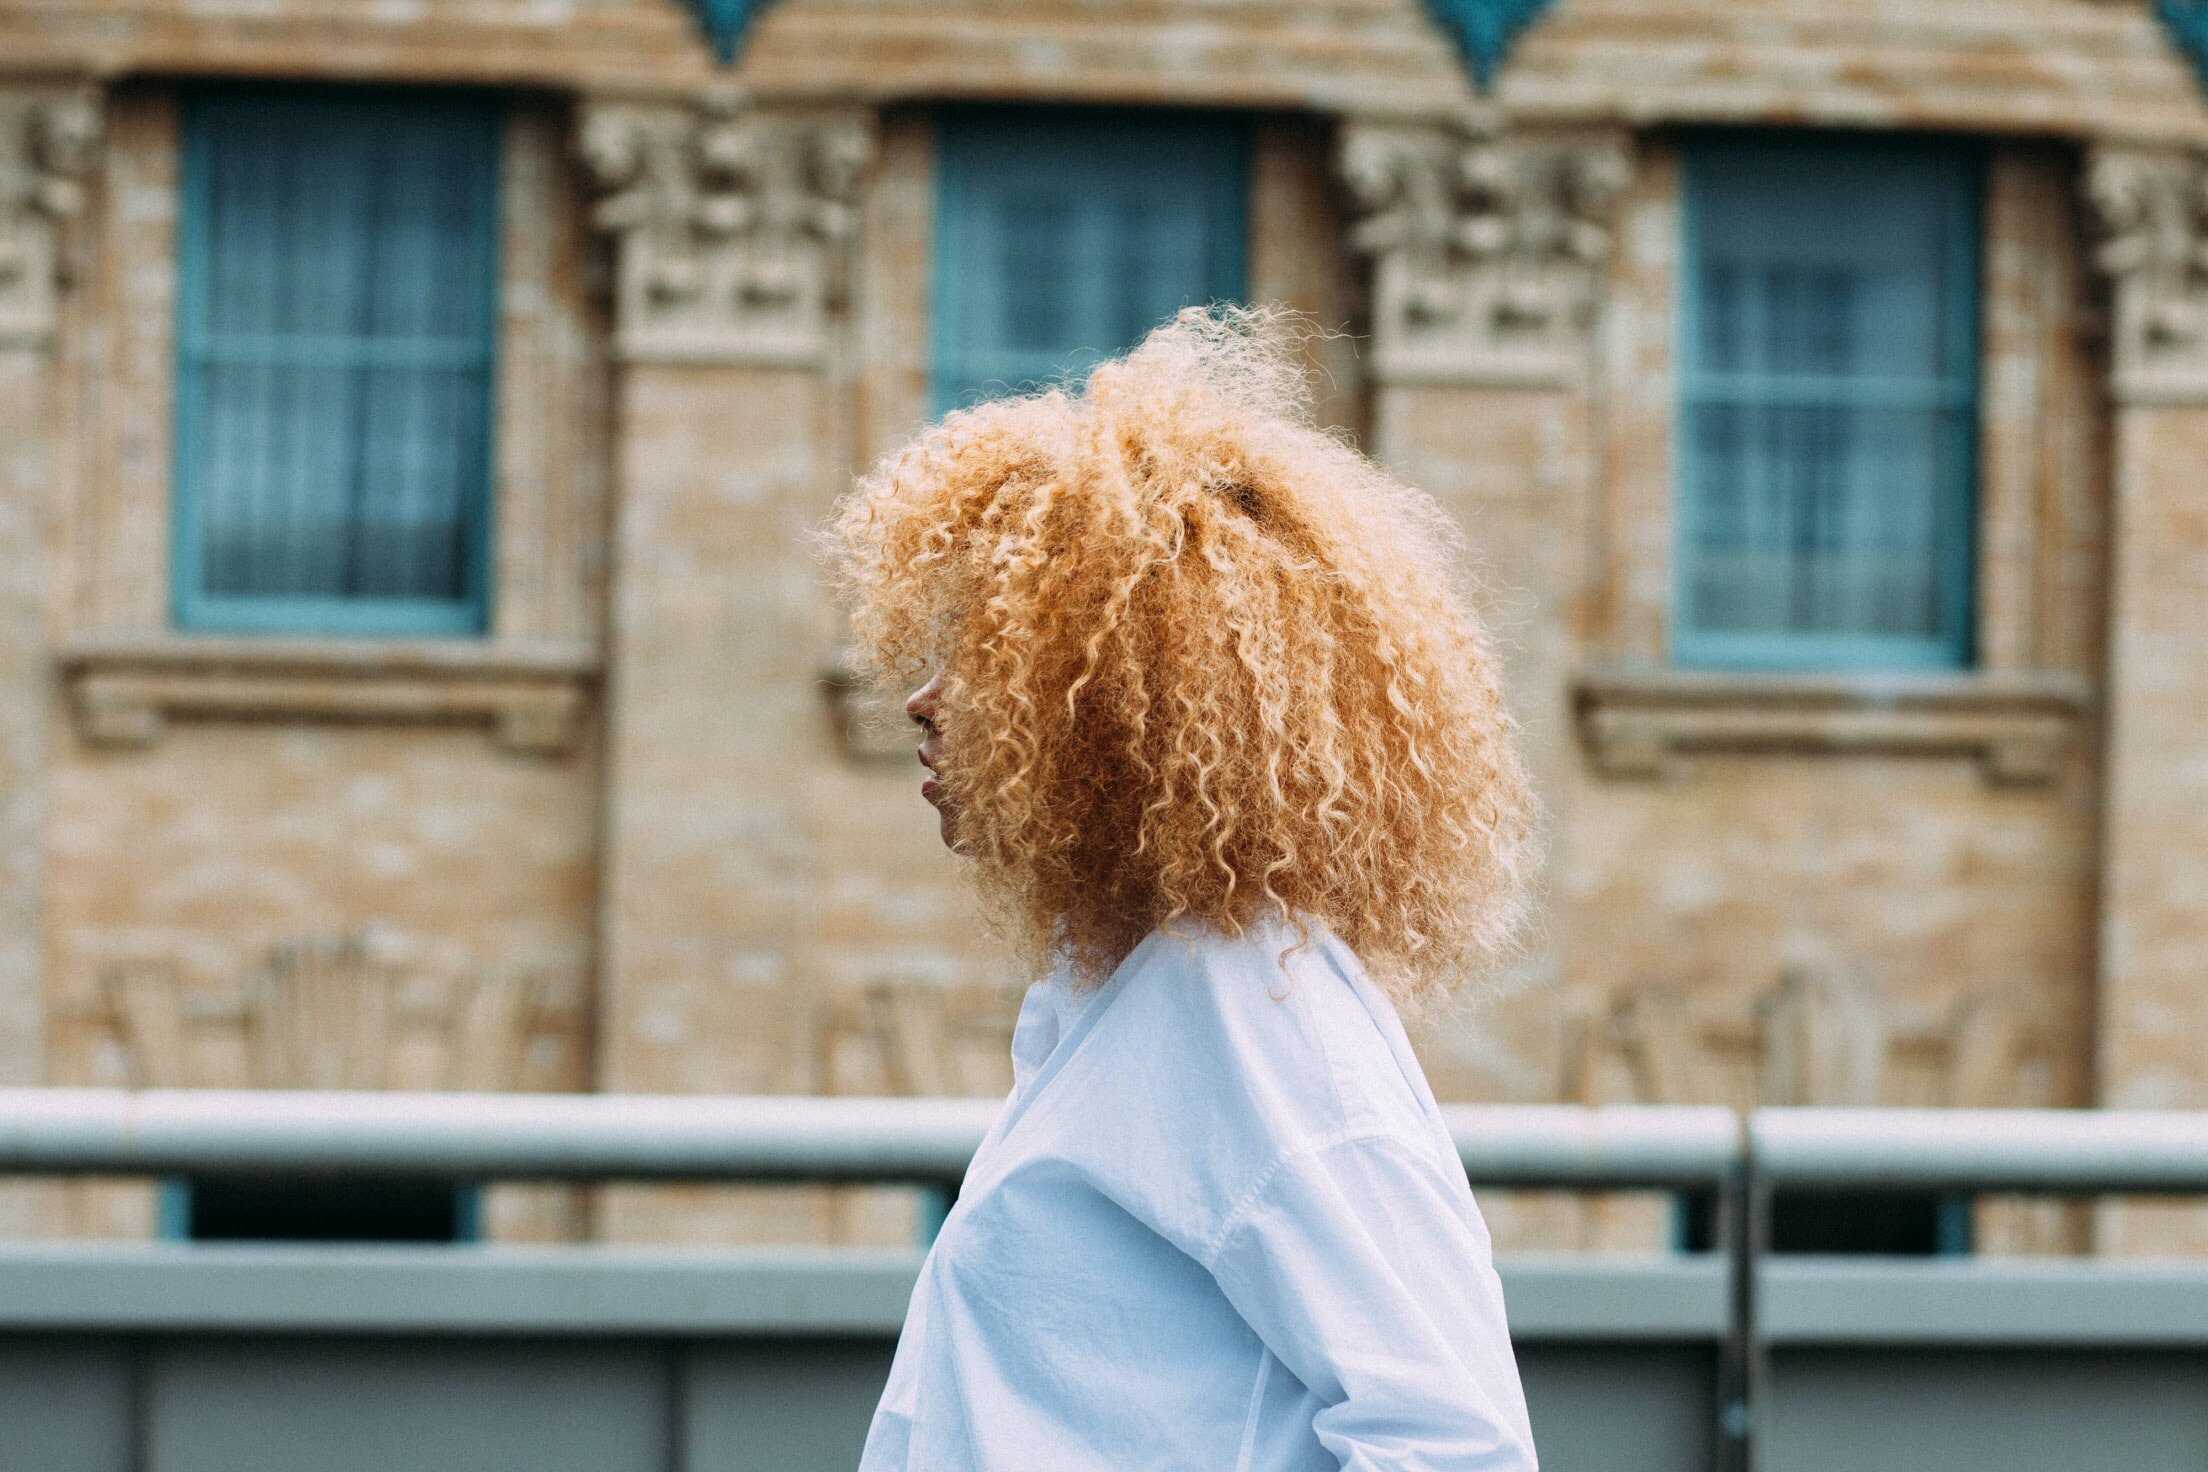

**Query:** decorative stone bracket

left=2085, top=145, right=2208, bottom=404
left=59, top=637, right=600, bottom=757
left=0, top=85, right=101, bottom=350
left=1573, top=667, right=2092, bottom=786
left=1338, top=113, right=1629, bottom=386
left=578, top=89, right=873, bottom=367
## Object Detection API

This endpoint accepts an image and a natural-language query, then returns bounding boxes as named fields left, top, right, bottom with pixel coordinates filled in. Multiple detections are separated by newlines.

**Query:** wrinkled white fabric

left=859, top=916, right=1537, bottom=1472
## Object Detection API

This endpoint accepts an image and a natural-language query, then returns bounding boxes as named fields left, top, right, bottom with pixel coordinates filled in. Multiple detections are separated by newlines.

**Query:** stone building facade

left=3, top=0, right=2207, bottom=1252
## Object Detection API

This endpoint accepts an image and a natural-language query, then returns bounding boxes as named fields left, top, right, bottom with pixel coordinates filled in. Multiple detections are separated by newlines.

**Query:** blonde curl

left=830, top=306, right=1536, bottom=1009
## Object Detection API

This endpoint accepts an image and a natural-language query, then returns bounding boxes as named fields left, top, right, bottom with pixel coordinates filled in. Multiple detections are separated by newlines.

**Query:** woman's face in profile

left=906, top=673, right=957, bottom=850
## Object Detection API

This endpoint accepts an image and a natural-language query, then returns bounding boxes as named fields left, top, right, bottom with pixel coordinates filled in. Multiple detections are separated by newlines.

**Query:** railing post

left=1716, top=1116, right=1765, bottom=1472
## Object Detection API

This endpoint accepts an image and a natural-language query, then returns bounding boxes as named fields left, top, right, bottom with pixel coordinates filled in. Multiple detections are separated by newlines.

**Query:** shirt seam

left=1296, top=930, right=1366, bottom=1139
left=1198, top=1126, right=1409, bottom=1269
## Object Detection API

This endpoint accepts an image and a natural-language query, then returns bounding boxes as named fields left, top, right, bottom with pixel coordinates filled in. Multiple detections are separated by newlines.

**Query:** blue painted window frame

left=1673, top=133, right=1983, bottom=672
left=930, top=108, right=1250, bottom=416
left=171, top=87, right=504, bottom=639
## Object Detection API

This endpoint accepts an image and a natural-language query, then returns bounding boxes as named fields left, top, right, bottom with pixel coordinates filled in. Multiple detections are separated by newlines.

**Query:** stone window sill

left=58, top=636, right=600, bottom=757
left=1572, top=666, right=2093, bottom=786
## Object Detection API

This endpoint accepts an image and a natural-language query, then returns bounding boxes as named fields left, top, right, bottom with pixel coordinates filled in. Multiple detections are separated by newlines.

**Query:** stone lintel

left=58, top=636, right=600, bottom=757
left=1573, top=666, right=2092, bottom=786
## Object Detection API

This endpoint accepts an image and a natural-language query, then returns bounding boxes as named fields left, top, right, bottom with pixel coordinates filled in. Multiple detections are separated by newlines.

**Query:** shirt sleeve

left=1200, top=1131, right=1539, bottom=1472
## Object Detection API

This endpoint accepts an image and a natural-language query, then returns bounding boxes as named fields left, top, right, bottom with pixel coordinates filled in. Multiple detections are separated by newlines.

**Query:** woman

left=833, top=308, right=1540, bottom=1471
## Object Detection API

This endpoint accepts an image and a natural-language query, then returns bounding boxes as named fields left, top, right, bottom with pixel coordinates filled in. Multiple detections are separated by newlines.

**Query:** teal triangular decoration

left=678, top=0, right=761, bottom=65
left=2161, top=0, right=2208, bottom=92
left=1423, top=0, right=1559, bottom=91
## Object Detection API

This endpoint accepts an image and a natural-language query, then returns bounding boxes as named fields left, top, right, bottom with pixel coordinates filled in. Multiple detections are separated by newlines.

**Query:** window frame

left=169, top=86, right=506, bottom=640
left=1671, top=132, right=1985, bottom=673
left=929, top=107, right=1250, bottom=417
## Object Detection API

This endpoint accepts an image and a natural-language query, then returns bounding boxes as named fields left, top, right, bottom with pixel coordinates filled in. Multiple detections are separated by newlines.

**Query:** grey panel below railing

left=0, top=1248, right=1724, bottom=1472
left=7, top=1249, right=2208, bottom=1472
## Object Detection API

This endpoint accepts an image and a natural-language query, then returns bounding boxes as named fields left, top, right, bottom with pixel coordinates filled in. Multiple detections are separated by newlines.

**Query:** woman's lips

left=921, top=777, right=941, bottom=805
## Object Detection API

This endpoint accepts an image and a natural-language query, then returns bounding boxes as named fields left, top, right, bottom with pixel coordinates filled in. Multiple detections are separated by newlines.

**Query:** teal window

left=932, top=110, right=1248, bottom=414
left=173, top=90, right=502, bottom=637
left=1676, top=137, right=1982, bottom=670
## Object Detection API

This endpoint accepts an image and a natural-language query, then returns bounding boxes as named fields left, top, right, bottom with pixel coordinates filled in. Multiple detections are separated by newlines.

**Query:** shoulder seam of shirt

left=1197, top=1126, right=1412, bottom=1269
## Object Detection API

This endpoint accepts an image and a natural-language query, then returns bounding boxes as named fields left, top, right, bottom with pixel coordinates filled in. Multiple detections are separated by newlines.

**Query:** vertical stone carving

left=1339, top=112, right=1629, bottom=386
left=2085, top=146, right=2208, bottom=403
left=578, top=88, right=873, bottom=367
left=0, top=87, right=101, bottom=350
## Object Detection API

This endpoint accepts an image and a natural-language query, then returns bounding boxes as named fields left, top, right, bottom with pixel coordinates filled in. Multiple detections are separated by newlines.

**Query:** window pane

left=1677, top=138, right=1979, bottom=670
left=195, top=360, right=355, bottom=596
left=176, top=91, right=500, bottom=633
left=932, top=111, right=1248, bottom=414
left=1685, top=404, right=1957, bottom=641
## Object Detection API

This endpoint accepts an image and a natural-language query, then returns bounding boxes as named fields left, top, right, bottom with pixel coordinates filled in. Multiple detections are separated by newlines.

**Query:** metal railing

left=0, top=1089, right=1740, bottom=1187
left=5, top=1091, right=2208, bottom=1472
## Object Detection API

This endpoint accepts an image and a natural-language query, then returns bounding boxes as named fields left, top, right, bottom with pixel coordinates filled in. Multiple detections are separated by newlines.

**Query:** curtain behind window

left=931, top=110, right=1248, bottom=416
left=1677, top=137, right=1981, bottom=670
left=174, top=90, right=501, bottom=636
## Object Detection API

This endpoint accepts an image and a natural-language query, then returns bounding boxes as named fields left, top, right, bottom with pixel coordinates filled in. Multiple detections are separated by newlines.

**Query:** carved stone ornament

left=1338, top=113, right=1629, bottom=387
left=0, top=86, right=101, bottom=350
left=2085, top=146, right=2208, bottom=404
left=578, top=89, right=873, bottom=367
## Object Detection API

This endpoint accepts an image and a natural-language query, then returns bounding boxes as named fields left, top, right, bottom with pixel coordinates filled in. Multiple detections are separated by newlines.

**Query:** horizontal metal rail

left=1444, top=1105, right=1737, bottom=1186
left=0, top=1244, right=1742, bottom=1341
left=1753, top=1107, right=2208, bottom=1192
left=0, top=1091, right=1740, bottom=1187
left=0, top=1090, right=997, bottom=1183
left=4, top=1091, right=2208, bottom=1194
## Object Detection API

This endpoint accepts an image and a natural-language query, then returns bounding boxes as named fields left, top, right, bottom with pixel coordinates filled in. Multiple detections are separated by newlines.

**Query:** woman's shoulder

left=1004, top=914, right=1448, bottom=1254
left=1099, top=914, right=1434, bottom=1141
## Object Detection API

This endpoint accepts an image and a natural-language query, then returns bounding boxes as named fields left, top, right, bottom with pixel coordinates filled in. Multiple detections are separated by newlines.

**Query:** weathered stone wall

left=27, top=89, right=609, bottom=1238
left=1531, top=140, right=2108, bottom=1123
left=2096, top=397, right=2208, bottom=1254
left=0, top=82, right=101, bottom=1236
left=3, top=0, right=2208, bottom=1255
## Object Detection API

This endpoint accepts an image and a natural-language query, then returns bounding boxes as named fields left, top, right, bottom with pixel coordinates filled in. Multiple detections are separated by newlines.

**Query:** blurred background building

left=2, top=0, right=2206, bottom=1255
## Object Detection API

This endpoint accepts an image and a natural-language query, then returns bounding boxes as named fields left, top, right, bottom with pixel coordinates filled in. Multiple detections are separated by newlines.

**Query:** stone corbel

left=2084, top=145, right=2208, bottom=404
left=1338, top=112, right=1629, bottom=387
left=0, top=85, right=101, bottom=351
left=578, top=88, right=874, bottom=367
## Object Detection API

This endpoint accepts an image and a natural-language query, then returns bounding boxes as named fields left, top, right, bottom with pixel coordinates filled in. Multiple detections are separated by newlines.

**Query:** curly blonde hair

left=830, top=307, right=1535, bottom=1008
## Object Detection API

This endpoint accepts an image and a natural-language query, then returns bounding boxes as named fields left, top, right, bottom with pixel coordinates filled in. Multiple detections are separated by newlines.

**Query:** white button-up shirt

left=859, top=917, right=1537, bottom=1471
